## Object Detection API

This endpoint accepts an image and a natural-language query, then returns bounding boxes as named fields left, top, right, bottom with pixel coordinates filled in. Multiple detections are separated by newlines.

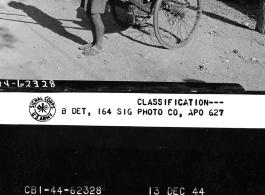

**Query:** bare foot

left=82, top=46, right=104, bottom=56
left=78, top=42, right=94, bottom=50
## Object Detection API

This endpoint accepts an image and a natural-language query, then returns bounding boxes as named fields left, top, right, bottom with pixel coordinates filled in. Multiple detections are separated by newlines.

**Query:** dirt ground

left=0, top=0, right=264, bottom=91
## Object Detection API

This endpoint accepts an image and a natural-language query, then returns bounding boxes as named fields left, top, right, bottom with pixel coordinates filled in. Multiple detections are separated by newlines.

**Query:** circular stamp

left=29, top=96, right=56, bottom=122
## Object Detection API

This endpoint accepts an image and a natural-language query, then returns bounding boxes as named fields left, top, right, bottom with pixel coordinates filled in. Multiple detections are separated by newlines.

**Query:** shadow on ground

left=118, top=22, right=165, bottom=49
left=202, top=10, right=252, bottom=30
left=203, top=0, right=259, bottom=30
left=217, top=0, right=259, bottom=19
left=0, top=26, right=17, bottom=50
left=8, top=1, right=87, bottom=45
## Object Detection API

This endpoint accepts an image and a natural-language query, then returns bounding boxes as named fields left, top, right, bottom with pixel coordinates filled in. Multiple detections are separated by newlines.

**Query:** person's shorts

left=80, top=0, right=106, bottom=14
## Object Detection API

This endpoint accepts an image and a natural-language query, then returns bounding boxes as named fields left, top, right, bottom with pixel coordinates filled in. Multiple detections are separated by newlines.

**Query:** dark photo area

left=1, top=126, right=265, bottom=195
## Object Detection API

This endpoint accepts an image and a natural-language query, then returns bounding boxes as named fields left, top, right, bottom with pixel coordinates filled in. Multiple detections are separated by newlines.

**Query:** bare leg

left=90, top=13, right=104, bottom=50
left=79, top=12, right=97, bottom=50
left=87, top=12, right=97, bottom=45
left=83, top=13, right=104, bottom=55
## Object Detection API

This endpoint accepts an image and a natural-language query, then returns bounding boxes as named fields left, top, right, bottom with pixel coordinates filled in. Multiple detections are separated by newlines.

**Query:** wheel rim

left=154, top=0, right=202, bottom=49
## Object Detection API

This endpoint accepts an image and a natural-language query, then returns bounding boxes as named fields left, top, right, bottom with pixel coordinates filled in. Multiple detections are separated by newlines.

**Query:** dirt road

left=0, top=0, right=264, bottom=90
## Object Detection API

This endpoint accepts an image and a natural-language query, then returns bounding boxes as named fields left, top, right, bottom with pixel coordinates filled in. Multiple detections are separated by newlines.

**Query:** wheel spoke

left=154, top=0, right=201, bottom=49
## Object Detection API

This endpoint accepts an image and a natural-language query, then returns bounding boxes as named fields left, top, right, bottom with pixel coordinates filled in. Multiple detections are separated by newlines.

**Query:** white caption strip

left=0, top=93, right=264, bottom=128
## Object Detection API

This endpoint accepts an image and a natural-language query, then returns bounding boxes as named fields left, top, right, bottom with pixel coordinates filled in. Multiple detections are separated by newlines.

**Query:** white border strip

left=0, top=93, right=264, bottom=128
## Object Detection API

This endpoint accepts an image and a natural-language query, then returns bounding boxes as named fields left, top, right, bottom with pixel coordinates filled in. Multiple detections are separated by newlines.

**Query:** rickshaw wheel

left=153, top=0, right=202, bottom=49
